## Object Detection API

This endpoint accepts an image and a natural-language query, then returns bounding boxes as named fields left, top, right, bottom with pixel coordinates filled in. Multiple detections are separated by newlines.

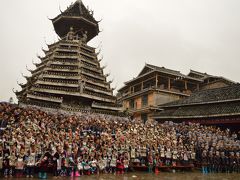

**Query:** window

left=129, top=99, right=135, bottom=109
left=142, top=94, right=148, bottom=107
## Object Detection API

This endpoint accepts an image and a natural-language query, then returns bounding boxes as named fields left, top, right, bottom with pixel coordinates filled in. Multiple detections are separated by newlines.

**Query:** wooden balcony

left=27, top=93, right=63, bottom=103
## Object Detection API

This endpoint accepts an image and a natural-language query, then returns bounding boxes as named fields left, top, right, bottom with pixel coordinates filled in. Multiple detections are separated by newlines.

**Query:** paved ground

left=3, top=172, right=240, bottom=180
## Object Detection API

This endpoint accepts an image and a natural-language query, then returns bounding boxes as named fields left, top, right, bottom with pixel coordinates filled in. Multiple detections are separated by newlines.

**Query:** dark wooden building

left=152, top=84, right=240, bottom=130
left=118, top=63, right=235, bottom=122
left=15, top=0, right=121, bottom=113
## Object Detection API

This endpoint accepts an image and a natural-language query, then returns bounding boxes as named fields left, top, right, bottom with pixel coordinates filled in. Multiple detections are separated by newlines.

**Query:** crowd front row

left=0, top=102, right=240, bottom=178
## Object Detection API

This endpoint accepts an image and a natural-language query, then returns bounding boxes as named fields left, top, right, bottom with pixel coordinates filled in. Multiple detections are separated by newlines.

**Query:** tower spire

left=51, top=0, right=99, bottom=42
left=77, top=0, right=83, bottom=14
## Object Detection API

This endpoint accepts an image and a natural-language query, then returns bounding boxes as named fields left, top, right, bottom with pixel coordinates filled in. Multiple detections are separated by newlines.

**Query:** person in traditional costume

left=0, top=146, right=3, bottom=177
left=183, top=150, right=189, bottom=166
left=25, top=149, right=36, bottom=178
left=110, top=151, right=117, bottom=174
left=235, top=152, right=240, bottom=173
left=103, top=155, right=108, bottom=173
left=68, top=156, right=76, bottom=177
left=220, top=151, right=228, bottom=173
left=2, top=143, right=10, bottom=178
left=229, top=152, right=235, bottom=173
left=52, top=148, right=60, bottom=177
left=72, top=147, right=80, bottom=177
left=98, top=156, right=105, bottom=174
left=82, top=157, right=91, bottom=175
left=116, top=154, right=124, bottom=174
left=160, top=146, right=165, bottom=166
left=9, top=148, right=16, bottom=177
left=201, top=150, right=208, bottom=174
left=123, top=153, right=129, bottom=173
left=172, top=148, right=178, bottom=167
left=89, top=157, right=97, bottom=174
left=147, top=151, right=153, bottom=173
left=165, top=148, right=172, bottom=166
left=213, top=151, right=220, bottom=173
left=37, top=153, right=49, bottom=179
left=15, top=148, right=25, bottom=178
left=77, top=156, right=83, bottom=176
left=207, top=151, right=214, bottom=173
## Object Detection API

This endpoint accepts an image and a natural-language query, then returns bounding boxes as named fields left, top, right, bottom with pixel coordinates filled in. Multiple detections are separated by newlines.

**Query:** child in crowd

left=0, top=148, right=3, bottom=177
left=37, top=155, right=49, bottom=179
left=77, top=156, right=83, bottom=176
left=110, top=153, right=117, bottom=174
left=82, top=158, right=91, bottom=175
left=15, top=151, right=25, bottom=178
left=9, top=149, right=16, bottom=177
left=25, top=149, right=36, bottom=178
left=116, top=154, right=124, bottom=174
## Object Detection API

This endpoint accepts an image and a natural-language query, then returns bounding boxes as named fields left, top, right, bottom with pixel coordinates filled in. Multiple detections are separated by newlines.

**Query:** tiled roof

left=153, top=101, right=240, bottom=119
left=154, top=84, right=240, bottom=119
left=188, top=69, right=211, bottom=79
left=145, top=64, right=183, bottom=77
left=188, top=69, right=235, bottom=84
left=159, top=84, right=240, bottom=108
left=121, top=64, right=202, bottom=87
left=52, top=0, right=97, bottom=23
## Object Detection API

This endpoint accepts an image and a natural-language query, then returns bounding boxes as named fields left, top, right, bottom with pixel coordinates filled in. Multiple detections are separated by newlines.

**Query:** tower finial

left=78, top=0, right=83, bottom=14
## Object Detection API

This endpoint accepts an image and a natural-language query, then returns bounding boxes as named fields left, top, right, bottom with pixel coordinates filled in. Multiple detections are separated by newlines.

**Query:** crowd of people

left=0, top=102, right=240, bottom=178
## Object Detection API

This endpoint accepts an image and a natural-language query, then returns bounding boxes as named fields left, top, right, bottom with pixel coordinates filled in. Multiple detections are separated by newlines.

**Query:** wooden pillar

left=197, top=84, right=200, bottom=91
left=184, top=81, right=188, bottom=90
left=168, top=78, right=171, bottom=90
left=158, top=76, right=160, bottom=87
left=141, top=82, right=144, bottom=90
left=155, top=75, right=158, bottom=87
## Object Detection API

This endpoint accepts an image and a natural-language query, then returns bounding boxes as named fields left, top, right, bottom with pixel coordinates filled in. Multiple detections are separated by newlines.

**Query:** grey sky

left=0, top=0, right=240, bottom=102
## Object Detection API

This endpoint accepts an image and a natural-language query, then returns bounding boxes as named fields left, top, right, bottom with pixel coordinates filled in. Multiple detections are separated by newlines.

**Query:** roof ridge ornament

left=59, top=5, right=63, bottom=14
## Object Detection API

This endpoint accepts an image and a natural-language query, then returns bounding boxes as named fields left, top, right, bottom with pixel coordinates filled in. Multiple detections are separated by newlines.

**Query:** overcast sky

left=0, top=0, right=240, bottom=102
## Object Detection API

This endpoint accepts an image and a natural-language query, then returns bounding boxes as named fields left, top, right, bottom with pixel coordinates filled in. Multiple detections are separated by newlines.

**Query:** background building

left=118, top=63, right=235, bottom=122
left=152, top=84, right=240, bottom=131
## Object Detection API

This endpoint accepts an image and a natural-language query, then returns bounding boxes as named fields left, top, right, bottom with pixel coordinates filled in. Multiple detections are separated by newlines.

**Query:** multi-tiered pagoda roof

left=15, top=0, right=121, bottom=113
